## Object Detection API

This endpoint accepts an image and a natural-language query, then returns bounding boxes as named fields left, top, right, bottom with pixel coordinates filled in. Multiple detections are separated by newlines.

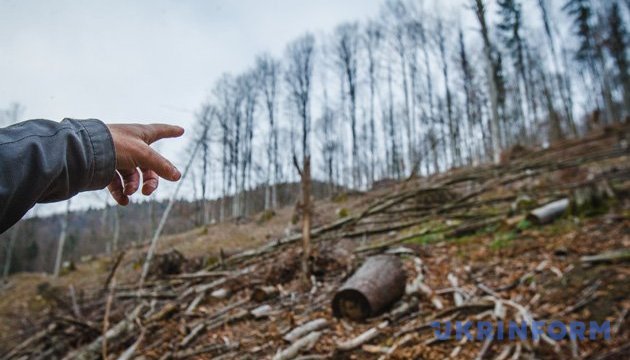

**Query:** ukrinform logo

left=431, top=321, right=611, bottom=341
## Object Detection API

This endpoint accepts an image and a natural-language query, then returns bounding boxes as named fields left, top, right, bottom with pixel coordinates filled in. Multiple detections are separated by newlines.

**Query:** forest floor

left=1, top=124, right=629, bottom=359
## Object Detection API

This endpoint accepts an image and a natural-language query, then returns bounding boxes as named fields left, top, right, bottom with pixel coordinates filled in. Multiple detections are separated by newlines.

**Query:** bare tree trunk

left=2, top=222, right=20, bottom=282
left=474, top=0, right=502, bottom=163
left=438, top=19, right=458, bottom=168
left=301, top=155, right=312, bottom=283
left=112, top=205, right=120, bottom=253
left=537, top=0, right=575, bottom=135
left=54, top=200, right=71, bottom=277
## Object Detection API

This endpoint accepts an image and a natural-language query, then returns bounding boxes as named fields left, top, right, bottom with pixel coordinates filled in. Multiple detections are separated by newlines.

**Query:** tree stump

left=332, top=255, right=406, bottom=321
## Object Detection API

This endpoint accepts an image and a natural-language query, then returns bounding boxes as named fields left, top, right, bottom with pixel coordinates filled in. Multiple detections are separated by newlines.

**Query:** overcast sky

left=1, top=0, right=400, bottom=215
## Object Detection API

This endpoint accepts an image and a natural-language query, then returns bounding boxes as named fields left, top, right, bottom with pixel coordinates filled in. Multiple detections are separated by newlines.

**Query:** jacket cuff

left=79, top=119, right=116, bottom=190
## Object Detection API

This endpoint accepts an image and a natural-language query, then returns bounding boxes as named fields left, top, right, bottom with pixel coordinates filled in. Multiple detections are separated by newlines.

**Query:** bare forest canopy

left=1, top=0, right=629, bottom=275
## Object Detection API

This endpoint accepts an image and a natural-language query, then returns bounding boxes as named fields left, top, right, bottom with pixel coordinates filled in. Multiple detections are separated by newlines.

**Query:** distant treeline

left=0, top=181, right=335, bottom=275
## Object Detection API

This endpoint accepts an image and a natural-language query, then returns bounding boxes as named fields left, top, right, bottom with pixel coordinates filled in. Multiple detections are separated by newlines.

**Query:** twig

left=103, top=251, right=125, bottom=291
left=181, top=323, right=205, bottom=347
left=336, top=321, right=388, bottom=351
left=116, top=325, right=146, bottom=360
left=284, top=318, right=328, bottom=342
left=102, top=276, right=116, bottom=360
left=274, top=331, right=322, bottom=360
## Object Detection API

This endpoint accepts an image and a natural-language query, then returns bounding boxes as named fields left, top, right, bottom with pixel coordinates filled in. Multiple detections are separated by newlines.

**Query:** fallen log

left=332, top=255, right=406, bottom=321
left=527, top=198, right=569, bottom=225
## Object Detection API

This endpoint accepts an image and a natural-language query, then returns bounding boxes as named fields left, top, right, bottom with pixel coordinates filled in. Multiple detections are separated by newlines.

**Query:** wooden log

left=527, top=198, right=569, bottom=224
left=332, top=255, right=406, bottom=321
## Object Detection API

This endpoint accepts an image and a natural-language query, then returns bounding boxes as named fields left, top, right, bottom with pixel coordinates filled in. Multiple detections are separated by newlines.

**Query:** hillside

left=0, top=181, right=336, bottom=274
left=1, top=124, right=629, bottom=359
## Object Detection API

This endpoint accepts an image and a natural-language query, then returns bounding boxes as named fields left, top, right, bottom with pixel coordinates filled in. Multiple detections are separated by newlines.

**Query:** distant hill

left=0, top=180, right=340, bottom=274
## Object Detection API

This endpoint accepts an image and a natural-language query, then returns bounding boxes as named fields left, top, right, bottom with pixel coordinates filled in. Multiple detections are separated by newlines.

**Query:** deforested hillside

left=2, top=124, right=628, bottom=359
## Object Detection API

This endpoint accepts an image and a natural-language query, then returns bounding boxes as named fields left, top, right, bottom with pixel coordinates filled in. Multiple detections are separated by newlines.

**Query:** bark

left=332, top=255, right=406, bottom=321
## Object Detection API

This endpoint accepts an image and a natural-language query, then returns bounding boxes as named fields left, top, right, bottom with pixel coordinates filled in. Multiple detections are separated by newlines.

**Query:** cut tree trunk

left=527, top=198, right=569, bottom=225
left=332, top=255, right=406, bottom=321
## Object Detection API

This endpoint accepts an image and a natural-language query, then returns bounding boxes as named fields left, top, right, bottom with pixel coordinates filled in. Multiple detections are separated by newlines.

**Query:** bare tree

left=54, top=200, right=71, bottom=277
left=334, top=23, right=361, bottom=188
left=1, top=103, right=24, bottom=280
left=457, top=28, right=483, bottom=165
left=237, top=72, right=257, bottom=216
left=364, top=20, right=383, bottom=184
left=384, top=0, right=412, bottom=174
left=285, top=33, right=315, bottom=281
left=436, top=18, right=460, bottom=167
left=255, top=54, right=281, bottom=209
left=194, top=104, right=214, bottom=226
left=473, top=0, right=503, bottom=162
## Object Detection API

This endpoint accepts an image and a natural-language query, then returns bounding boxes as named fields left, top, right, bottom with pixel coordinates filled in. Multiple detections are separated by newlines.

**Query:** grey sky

left=0, top=0, right=386, bottom=215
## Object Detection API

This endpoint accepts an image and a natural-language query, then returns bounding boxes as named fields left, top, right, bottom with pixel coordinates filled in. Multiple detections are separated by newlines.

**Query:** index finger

left=143, top=124, right=185, bottom=144
left=137, top=145, right=182, bottom=181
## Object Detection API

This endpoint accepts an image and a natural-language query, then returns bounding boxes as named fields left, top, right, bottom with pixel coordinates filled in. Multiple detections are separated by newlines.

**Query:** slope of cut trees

left=4, top=124, right=628, bottom=359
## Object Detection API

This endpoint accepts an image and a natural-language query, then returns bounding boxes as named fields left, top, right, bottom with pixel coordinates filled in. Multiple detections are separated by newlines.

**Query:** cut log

left=527, top=198, right=569, bottom=224
left=332, top=255, right=406, bottom=321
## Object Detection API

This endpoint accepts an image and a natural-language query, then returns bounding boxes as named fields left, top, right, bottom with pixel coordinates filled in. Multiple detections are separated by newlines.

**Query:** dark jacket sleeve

left=0, top=118, right=116, bottom=233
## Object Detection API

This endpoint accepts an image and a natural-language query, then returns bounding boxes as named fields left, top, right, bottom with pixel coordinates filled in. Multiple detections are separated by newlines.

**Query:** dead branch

left=580, top=249, right=630, bottom=264
left=273, top=331, right=322, bottom=360
left=283, top=318, right=328, bottom=342
left=336, top=320, right=388, bottom=351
